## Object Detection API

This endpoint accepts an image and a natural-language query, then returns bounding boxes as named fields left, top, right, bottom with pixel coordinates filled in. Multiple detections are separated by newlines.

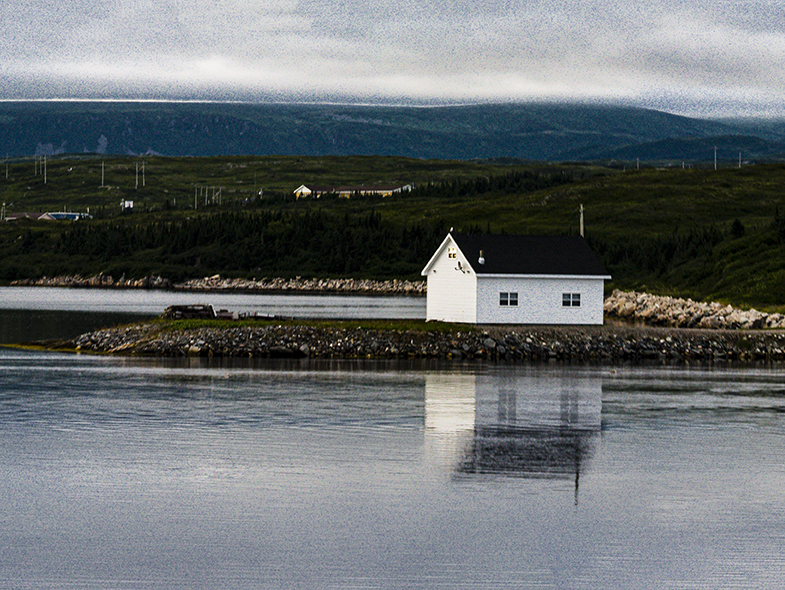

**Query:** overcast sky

left=1, top=0, right=783, bottom=117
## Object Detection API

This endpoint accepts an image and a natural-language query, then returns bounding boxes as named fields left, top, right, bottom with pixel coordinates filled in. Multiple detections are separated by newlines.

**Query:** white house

left=421, top=232, right=611, bottom=325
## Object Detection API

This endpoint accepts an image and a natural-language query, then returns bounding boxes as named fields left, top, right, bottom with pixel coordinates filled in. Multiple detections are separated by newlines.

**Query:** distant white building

left=293, top=184, right=412, bottom=199
left=421, top=232, right=611, bottom=325
left=38, top=211, right=92, bottom=221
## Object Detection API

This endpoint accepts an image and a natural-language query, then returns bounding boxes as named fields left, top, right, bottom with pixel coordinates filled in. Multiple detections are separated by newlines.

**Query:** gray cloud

left=0, top=0, right=783, bottom=116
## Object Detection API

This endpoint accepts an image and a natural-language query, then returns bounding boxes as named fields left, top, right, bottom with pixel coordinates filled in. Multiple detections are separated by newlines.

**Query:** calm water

left=0, top=286, right=426, bottom=344
left=0, top=286, right=426, bottom=318
left=2, top=347, right=785, bottom=589
left=2, top=292, right=785, bottom=588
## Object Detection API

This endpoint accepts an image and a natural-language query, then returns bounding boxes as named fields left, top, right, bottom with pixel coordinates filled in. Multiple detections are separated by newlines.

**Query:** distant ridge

left=1, top=101, right=784, bottom=161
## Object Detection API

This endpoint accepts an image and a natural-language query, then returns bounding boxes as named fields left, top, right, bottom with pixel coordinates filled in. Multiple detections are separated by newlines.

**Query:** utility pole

left=135, top=162, right=139, bottom=189
left=714, top=146, right=717, bottom=170
left=580, top=204, right=584, bottom=237
left=101, top=161, right=105, bottom=187
left=43, top=155, right=47, bottom=184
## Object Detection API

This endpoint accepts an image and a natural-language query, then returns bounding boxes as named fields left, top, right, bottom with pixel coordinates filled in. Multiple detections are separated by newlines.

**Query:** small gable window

left=500, top=292, right=518, bottom=306
left=448, top=247, right=457, bottom=259
left=562, top=293, right=581, bottom=307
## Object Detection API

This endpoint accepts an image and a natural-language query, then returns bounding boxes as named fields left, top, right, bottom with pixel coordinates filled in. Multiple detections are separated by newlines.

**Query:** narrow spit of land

left=30, top=320, right=785, bottom=363
left=11, top=286, right=785, bottom=363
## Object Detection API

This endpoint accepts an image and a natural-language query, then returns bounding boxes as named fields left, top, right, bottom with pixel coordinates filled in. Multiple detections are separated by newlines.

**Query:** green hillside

left=2, top=154, right=785, bottom=311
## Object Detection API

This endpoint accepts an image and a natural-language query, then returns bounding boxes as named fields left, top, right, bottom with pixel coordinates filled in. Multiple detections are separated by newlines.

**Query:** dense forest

left=1, top=169, right=578, bottom=281
left=48, top=210, right=445, bottom=280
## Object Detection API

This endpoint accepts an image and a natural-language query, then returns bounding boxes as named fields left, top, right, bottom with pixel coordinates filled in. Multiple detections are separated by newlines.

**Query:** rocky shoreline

left=55, top=321, right=785, bottom=363
left=604, top=290, right=785, bottom=329
left=11, top=280, right=785, bottom=362
left=10, top=274, right=426, bottom=295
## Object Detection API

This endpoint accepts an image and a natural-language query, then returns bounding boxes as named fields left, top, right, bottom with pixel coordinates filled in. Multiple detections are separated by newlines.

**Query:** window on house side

left=448, top=247, right=457, bottom=259
left=500, top=292, right=518, bottom=306
left=562, top=293, right=581, bottom=307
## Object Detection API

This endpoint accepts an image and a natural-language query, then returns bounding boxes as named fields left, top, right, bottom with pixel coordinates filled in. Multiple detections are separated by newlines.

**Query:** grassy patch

left=150, top=317, right=475, bottom=334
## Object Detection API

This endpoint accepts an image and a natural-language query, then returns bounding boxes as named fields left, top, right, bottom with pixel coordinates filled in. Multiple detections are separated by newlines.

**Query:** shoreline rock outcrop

left=604, top=290, right=785, bottom=329
left=61, top=322, right=785, bottom=363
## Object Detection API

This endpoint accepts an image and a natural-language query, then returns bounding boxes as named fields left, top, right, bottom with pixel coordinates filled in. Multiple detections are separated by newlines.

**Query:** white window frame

left=562, top=292, right=581, bottom=307
left=500, top=292, right=518, bottom=307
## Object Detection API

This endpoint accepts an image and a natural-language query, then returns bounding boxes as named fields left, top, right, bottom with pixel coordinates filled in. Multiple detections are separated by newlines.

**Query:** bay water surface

left=1, top=289, right=785, bottom=588
left=0, top=286, right=425, bottom=344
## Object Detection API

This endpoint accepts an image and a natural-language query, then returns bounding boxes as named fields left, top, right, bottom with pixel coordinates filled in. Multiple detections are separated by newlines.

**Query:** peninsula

left=32, top=290, right=785, bottom=363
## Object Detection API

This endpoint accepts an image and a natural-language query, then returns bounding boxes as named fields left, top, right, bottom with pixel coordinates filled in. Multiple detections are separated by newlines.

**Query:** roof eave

left=475, top=273, right=612, bottom=280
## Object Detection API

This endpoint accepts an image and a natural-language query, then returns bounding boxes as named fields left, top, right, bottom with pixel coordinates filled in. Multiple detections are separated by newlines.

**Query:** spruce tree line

left=50, top=209, right=446, bottom=279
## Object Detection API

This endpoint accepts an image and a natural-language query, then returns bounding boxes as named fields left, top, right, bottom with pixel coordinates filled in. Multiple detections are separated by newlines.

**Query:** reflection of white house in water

left=425, top=373, right=478, bottom=469
left=425, top=370, right=602, bottom=485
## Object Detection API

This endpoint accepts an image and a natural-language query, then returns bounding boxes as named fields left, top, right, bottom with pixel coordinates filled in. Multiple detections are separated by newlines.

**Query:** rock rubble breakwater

left=68, top=322, right=785, bottom=362
left=11, top=274, right=426, bottom=294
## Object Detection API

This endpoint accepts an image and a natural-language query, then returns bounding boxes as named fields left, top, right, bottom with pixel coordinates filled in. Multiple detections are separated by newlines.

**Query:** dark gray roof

left=452, top=233, right=610, bottom=276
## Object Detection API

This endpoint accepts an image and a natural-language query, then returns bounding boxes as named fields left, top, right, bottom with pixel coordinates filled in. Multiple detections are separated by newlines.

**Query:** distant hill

left=564, top=135, right=785, bottom=164
left=1, top=101, right=784, bottom=162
